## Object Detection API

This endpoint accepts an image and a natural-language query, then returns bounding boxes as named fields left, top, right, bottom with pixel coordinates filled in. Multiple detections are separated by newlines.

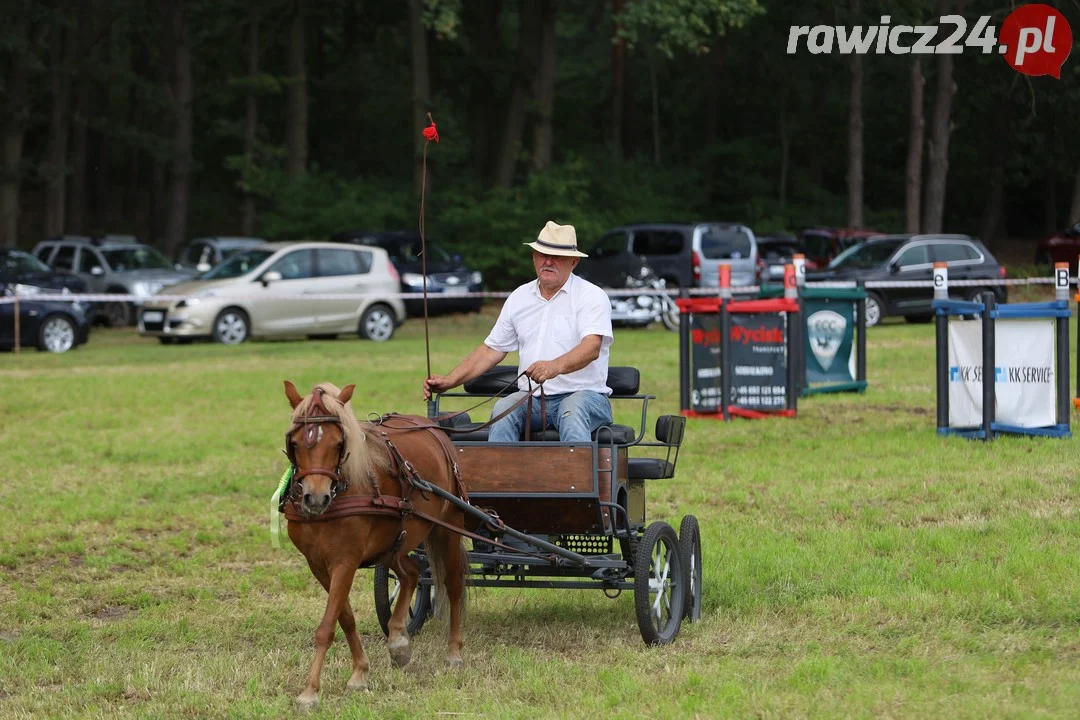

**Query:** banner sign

left=805, top=300, right=856, bottom=383
left=948, top=318, right=1056, bottom=428
left=689, top=312, right=722, bottom=413
left=729, top=313, right=787, bottom=410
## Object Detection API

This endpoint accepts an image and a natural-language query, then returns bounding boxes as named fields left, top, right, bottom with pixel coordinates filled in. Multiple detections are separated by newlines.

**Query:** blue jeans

left=488, top=390, right=613, bottom=443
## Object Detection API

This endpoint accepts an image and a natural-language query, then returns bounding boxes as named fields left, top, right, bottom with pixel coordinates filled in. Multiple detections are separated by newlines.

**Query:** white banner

left=948, top=318, right=1057, bottom=428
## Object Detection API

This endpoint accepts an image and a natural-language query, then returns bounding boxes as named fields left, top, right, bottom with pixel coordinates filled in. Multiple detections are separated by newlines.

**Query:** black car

left=806, top=234, right=1007, bottom=327
left=755, top=233, right=810, bottom=284
left=330, top=230, right=483, bottom=315
left=1, top=246, right=87, bottom=294
left=1, top=283, right=91, bottom=353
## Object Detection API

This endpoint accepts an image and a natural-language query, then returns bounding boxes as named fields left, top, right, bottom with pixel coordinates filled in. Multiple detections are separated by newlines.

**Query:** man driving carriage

left=423, top=220, right=615, bottom=442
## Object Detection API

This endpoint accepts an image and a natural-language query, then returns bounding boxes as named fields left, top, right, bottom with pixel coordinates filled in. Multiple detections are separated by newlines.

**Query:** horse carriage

left=371, top=364, right=700, bottom=646
left=279, top=367, right=698, bottom=708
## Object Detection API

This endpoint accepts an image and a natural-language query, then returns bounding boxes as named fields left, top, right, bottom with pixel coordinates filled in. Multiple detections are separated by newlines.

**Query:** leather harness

left=281, top=385, right=553, bottom=566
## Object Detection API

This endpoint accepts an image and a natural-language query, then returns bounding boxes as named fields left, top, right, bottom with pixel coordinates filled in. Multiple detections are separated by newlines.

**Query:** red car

left=1035, top=222, right=1080, bottom=268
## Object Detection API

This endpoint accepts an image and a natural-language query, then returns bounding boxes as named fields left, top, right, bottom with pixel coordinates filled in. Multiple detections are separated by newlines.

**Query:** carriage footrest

left=627, top=458, right=675, bottom=480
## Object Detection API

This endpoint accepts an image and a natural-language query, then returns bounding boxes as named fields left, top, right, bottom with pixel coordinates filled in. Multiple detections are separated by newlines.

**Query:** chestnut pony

left=282, top=380, right=468, bottom=711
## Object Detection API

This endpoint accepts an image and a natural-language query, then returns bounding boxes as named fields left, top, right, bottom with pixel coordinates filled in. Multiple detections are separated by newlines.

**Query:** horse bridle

left=284, top=388, right=350, bottom=505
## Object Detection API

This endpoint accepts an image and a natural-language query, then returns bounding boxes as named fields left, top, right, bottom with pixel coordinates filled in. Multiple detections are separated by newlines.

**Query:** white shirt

left=484, top=273, right=614, bottom=396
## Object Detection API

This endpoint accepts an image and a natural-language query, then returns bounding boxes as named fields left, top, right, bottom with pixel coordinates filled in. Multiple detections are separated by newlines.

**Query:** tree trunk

left=531, top=0, right=556, bottom=171
left=241, top=11, right=259, bottom=235
left=979, top=95, right=1011, bottom=246
left=649, top=48, right=660, bottom=165
left=466, top=0, right=501, bottom=180
left=0, top=23, right=33, bottom=246
left=285, top=0, right=308, bottom=178
left=494, top=0, right=540, bottom=189
left=846, top=38, right=863, bottom=228
left=409, top=0, right=431, bottom=193
left=1044, top=169, right=1057, bottom=237
left=68, top=70, right=91, bottom=234
left=44, top=19, right=78, bottom=238
left=610, top=0, right=625, bottom=155
left=160, top=0, right=193, bottom=258
left=904, top=58, right=924, bottom=234
left=150, top=157, right=165, bottom=245
left=1069, top=161, right=1080, bottom=224
left=922, top=0, right=958, bottom=234
left=779, top=115, right=790, bottom=208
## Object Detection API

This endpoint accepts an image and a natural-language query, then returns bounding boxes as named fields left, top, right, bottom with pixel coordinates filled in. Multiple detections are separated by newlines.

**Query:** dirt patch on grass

left=90, top=605, right=134, bottom=622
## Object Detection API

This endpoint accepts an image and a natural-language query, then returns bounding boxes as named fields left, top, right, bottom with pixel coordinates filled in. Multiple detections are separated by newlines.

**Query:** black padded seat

left=462, top=365, right=641, bottom=398
left=448, top=422, right=635, bottom=443
left=627, top=458, right=675, bottom=479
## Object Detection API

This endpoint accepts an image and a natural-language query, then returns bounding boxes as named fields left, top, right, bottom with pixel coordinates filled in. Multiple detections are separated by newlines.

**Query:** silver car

left=137, top=242, right=407, bottom=344
left=32, top=235, right=196, bottom=326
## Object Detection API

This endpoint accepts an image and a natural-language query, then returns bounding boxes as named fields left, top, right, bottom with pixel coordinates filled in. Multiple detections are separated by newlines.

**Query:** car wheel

left=103, top=299, right=132, bottom=327
left=359, top=304, right=395, bottom=342
left=864, top=293, right=884, bottom=327
left=213, top=308, right=250, bottom=345
left=38, top=314, right=76, bottom=353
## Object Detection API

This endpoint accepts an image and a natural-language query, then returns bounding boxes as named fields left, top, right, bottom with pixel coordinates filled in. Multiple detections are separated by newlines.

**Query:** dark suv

left=330, top=230, right=483, bottom=315
left=806, top=234, right=1007, bottom=326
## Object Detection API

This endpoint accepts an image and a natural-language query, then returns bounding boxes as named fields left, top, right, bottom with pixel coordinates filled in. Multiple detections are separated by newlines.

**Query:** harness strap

left=283, top=494, right=411, bottom=523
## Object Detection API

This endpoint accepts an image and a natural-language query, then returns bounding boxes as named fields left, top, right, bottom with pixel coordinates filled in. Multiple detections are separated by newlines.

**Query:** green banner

left=804, top=298, right=856, bottom=383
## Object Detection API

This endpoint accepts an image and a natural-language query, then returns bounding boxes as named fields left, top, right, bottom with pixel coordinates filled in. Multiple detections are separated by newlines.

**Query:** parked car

left=330, top=230, right=483, bottom=315
left=1, top=246, right=88, bottom=295
left=137, top=242, right=406, bottom=344
left=32, top=235, right=196, bottom=327
left=800, top=227, right=884, bottom=267
left=806, top=234, right=1007, bottom=327
left=176, top=236, right=268, bottom=273
left=1034, top=222, right=1080, bottom=268
left=755, top=234, right=818, bottom=283
left=590, top=222, right=759, bottom=290
left=1, top=282, right=90, bottom=353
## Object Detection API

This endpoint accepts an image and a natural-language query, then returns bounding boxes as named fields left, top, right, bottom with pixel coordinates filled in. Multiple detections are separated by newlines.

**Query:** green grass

left=1, top=300, right=1078, bottom=719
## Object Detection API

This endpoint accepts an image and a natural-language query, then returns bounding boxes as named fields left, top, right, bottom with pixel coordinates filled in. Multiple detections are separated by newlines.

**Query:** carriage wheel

left=633, top=521, right=686, bottom=646
left=679, top=515, right=702, bottom=622
left=373, top=561, right=432, bottom=638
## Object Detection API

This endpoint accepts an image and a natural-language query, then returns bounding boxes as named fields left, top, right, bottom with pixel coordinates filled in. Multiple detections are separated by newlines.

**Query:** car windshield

left=1, top=250, right=51, bottom=274
left=828, top=241, right=902, bottom=270
left=101, top=246, right=172, bottom=271
left=201, top=248, right=275, bottom=279
left=759, top=242, right=799, bottom=261
left=380, top=239, right=452, bottom=265
left=700, top=227, right=752, bottom=259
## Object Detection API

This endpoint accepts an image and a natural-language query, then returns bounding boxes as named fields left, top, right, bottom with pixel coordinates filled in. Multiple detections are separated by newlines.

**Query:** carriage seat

left=440, top=365, right=642, bottom=443
left=438, top=414, right=636, bottom=444
left=626, top=415, right=686, bottom=479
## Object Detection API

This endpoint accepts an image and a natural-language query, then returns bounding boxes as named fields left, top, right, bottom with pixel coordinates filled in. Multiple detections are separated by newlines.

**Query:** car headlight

left=401, top=273, right=426, bottom=287
left=132, top=282, right=152, bottom=297
left=470, top=271, right=482, bottom=285
left=176, top=298, right=201, bottom=308
left=12, top=283, right=44, bottom=296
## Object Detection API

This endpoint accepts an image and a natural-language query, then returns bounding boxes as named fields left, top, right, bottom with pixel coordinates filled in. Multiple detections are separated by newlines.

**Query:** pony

left=281, top=380, right=468, bottom=711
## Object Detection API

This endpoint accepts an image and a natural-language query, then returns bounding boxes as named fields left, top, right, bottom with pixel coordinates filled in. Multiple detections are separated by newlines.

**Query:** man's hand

left=424, top=374, right=454, bottom=400
left=524, top=360, right=563, bottom=385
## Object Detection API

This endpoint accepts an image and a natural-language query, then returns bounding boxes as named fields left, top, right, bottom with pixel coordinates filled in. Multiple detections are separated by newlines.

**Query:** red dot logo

left=999, top=4, right=1072, bottom=79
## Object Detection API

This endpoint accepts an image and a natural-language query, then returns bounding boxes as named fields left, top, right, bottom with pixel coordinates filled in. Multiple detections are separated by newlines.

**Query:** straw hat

left=524, top=221, right=588, bottom=258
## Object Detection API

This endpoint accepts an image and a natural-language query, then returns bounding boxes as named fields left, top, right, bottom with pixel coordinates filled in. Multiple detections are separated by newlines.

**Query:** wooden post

left=13, top=295, right=19, bottom=353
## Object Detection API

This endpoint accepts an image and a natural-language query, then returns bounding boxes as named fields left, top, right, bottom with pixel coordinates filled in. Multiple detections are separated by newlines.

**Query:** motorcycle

left=606, top=263, right=680, bottom=332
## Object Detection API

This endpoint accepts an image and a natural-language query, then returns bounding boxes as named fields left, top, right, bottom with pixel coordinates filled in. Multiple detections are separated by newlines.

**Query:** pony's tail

left=426, top=527, right=468, bottom=623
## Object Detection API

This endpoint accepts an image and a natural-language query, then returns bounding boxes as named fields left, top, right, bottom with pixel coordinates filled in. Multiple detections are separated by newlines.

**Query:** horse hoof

left=346, top=675, right=370, bottom=692
left=445, top=656, right=463, bottom=668
left=388, top=638, right=412, bottom=668
left=295, top=694, right=319, bottom=712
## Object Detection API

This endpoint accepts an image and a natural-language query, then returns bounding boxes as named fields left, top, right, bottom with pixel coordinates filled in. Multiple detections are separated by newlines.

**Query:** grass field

left=1, top=299, right=1078, bottom=719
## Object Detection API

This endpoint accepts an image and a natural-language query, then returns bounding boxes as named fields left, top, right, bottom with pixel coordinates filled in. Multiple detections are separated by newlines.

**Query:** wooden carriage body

left=433, top=365, right=684, bottom=550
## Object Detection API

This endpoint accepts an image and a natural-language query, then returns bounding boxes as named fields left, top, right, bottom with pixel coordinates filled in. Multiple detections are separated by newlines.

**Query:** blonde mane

left=291, top=382, right=390, bottom=490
